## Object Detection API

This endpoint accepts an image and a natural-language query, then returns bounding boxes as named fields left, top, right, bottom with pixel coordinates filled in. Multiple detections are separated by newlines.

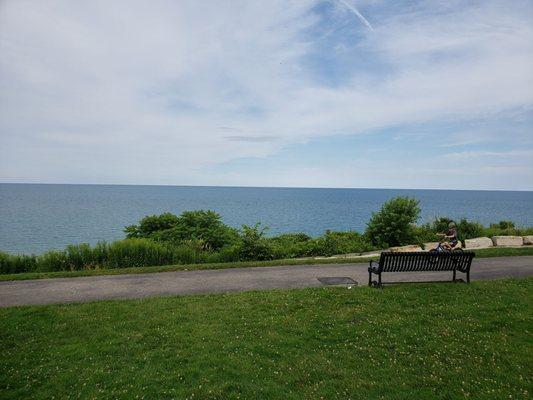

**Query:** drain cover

left=317, top=277, right=358, bottom=286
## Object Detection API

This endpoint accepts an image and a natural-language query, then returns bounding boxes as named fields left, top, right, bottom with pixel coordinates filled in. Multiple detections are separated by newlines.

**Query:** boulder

left=492, top=236, right=523, bottom=246
left=423, top=242, right=440, bottom=251
left=464, top=237, right=493, bottom=249
left=389, top=245, right=422, bottom=253
left=523, top=236, right=533, bottom=245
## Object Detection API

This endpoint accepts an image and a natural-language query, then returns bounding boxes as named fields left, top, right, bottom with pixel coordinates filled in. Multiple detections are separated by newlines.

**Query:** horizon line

left=1, top=181, right=532, bottom=193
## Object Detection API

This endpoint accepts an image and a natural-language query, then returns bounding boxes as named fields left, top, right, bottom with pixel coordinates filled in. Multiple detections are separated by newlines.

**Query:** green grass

left=1, top=279, right=531, bottom=399
left=1, top=246, right=532, bottom=282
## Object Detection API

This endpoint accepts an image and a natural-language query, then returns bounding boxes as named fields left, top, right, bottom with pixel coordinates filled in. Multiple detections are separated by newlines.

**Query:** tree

left=365, top=197, right=421, bottom=248
left=124, top=210, right=238, bottom=251
left=238, top=223, right=273, bottom=261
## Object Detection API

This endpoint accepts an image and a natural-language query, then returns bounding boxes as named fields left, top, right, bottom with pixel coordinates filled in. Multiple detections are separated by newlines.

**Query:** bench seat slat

left=369, top=251, right=475, bottom=286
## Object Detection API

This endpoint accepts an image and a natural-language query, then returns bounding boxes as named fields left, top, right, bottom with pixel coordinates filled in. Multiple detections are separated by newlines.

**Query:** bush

left=412, top=224, right=439, bottom=245
left=124, top=212, right=180, bottom=238
left=456, top=219, right=484, bottom=241
left=38, top=250, right=69, bottom=272
left=269, top=233, right=311, bottom=259
left=491, top=220, right=515, bottom=230
left=237, top=224, right=274, bottom=261
left=0, top=252, right=37, bottom=274
left=365, top=197, right=421, bottom=248
left=124, top=210, right=238, bottom=251
left=105, top=239, right=176, bottom=269
left=303, top=231, right=373, bottom=257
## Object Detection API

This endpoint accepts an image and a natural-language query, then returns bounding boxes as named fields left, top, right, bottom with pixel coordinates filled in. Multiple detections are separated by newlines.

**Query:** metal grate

left=317, top=277, right=357, bottom=286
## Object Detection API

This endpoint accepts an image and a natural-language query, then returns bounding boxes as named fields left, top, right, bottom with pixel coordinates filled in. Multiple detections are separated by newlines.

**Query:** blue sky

left=1, top=0, right=532, bottom=190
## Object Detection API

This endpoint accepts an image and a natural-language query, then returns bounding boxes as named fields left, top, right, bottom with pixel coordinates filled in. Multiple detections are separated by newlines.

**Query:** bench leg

left=466, top=271, right=470, bottom=284
left=378, top=273, right=382, bottom=287
left=453, top=269, right=456, bottom=282
left=368, top=270, right=372, bottom=287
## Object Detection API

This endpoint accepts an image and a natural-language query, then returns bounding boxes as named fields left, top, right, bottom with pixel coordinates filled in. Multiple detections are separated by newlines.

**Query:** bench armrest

left=368, top=259, right=380, bottom=273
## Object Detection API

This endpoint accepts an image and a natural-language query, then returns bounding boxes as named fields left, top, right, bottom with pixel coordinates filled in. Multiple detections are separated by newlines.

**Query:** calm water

left=1, top=183, right=532, bottom=254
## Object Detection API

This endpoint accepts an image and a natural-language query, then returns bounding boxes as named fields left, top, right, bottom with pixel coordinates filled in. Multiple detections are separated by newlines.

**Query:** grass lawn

left=1, top=246, right=532, bottom=282
left=1, top=279, right=532, bottom=399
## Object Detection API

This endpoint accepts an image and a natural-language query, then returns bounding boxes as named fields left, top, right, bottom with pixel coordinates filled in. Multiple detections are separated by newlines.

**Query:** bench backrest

left=377, top=251, right=475, bottom=272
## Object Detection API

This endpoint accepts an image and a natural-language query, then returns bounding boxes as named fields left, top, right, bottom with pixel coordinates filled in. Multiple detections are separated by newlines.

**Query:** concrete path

left=1, top=256, right=532, bottom=307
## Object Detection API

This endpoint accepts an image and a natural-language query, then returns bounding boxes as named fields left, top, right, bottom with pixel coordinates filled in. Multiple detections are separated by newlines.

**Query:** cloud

left=442, top=150, right=533, bottom=160
left=336, top=0, right=374, bottom=30
left=0, top=0, right=532, bottom=188
left=225, top=136, right=279, bottom=142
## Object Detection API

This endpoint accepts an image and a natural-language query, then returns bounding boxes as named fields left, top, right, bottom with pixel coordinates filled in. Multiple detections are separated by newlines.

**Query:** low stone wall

left=423, top=242, right=440, bottom=251
left=523, top=236, right=533, bottom=245
left=492, top=236, right=524, bottom=246
left=389, top=245, right=423, bottom=253
left=464, top=237, right=493, bottom=249
left=423, top=242, right=462, bottom=250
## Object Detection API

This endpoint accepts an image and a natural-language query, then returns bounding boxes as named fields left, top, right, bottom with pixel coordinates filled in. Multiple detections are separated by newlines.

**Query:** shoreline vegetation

left=1, top=247, right=532, bottom=282
left=1, top=196, right=532, bottom=277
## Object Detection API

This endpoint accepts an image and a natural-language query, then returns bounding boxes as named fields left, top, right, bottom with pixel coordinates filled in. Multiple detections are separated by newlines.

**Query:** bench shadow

left=379, top=278, right=466, bottom=286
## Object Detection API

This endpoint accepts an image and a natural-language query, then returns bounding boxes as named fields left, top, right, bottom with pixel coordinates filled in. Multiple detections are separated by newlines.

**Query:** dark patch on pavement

left=317, top=277, right=357, bottom=286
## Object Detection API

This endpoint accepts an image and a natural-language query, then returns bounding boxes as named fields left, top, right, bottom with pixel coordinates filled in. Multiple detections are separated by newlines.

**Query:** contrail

left=337, top=0, right=373, bottom=30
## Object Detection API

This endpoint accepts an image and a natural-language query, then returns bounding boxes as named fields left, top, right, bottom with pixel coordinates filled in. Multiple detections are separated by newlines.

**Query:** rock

left=464, top=237, right=493, bottom=249
left=389, top=245, right=422, bottom=253
left=492, top=236, right=523, bottom=246
left=523, top=236, right=533, bottom=245
left=423, top=242, right=440, bottom=251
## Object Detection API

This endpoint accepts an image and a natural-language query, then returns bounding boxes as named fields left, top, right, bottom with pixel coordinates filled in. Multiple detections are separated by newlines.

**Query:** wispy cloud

left=0, top=0, right=532, bottom=189
left=337, top=0, right=374, bottom=30
left=225, top=136, right=278, bottom=142
left=442, top=150, right=533, bottom=160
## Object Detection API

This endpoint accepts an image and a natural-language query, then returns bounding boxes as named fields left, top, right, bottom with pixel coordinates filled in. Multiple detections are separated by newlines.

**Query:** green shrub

left=412, top=224, right=439, bottom=245
left=238, top=224, right=274, bottom=261
left=65, top=243, right=96, bottom=270
left=490, top=220, right=516, bottom=230
left=125, top=210, right=238, bottom=251
left=124, top=212, right=180, bottom=238
left=365, top=197, right=421, bottom=248
left=455, top=219, right=484, bottom=241
left=269, top=233, right=311, bottom=259
left=37, top=250, right=69, bottom=272
left=303, top=231, right=373, bottom=257
left=106, top=239, right=175, bottom=269
left=0, top=252, right=37, bottom=274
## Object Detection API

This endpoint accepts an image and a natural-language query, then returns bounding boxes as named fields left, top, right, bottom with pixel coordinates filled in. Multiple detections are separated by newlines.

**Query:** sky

left=0, top=0, right=532, bottom=190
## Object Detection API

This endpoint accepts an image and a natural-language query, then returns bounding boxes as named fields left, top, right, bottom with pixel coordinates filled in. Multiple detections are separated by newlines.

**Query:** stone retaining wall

left=492, top=236, right=524, bottom=246
left=464, top=237, right=493, bottom=249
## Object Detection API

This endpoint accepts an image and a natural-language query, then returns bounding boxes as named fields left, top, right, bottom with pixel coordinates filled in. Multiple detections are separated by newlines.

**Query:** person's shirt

left=447, top=228, right=457, bottom=241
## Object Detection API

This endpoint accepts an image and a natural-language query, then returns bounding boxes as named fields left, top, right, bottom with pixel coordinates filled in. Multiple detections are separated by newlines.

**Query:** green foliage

left=365, top=197, right=421, bottom=248
left=0, top=252, right=36, bottom=274
left=124, top=210, right=237, bottom=251
left=491, top=220, right=516, bottom=230
left=124, top=212, right=180, bottom=238
left=238, top=224, right=274, bottom=261
left=304, top=231, right=373, bottom=257
left=455, top=218, right=484, bottom=241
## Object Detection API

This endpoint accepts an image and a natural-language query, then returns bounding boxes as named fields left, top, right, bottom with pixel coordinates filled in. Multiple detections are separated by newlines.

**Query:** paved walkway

left=1, top=256, right=532, bottom=307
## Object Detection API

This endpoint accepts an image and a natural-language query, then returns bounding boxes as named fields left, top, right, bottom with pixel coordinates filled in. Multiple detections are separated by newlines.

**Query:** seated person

left=439, top=222, right=458, bottom=250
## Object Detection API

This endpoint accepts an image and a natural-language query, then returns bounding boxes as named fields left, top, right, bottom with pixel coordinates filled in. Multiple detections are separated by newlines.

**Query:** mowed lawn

left=1, top=279, right=532, bottom=399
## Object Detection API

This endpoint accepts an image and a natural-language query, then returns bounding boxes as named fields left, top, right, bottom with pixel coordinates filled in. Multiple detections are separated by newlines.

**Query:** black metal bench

left=368, top=251, right=475, bottom=287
